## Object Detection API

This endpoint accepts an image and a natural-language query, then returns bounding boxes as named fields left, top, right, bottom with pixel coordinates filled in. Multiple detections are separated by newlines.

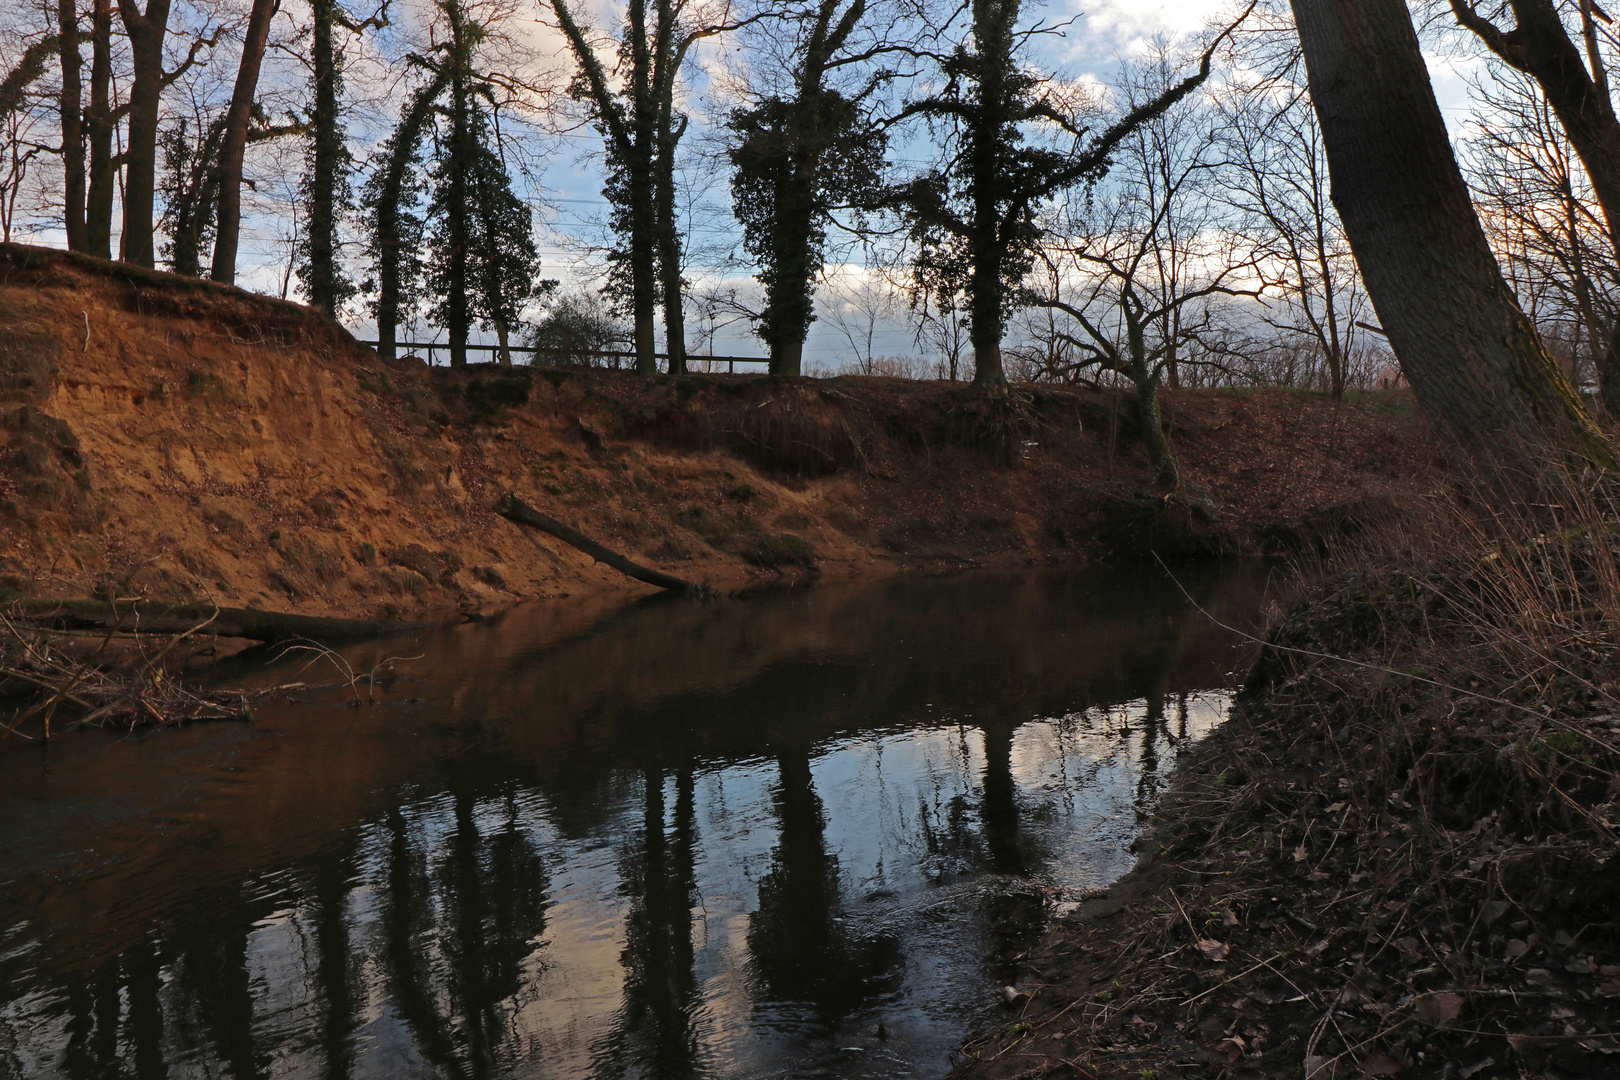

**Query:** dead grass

left=952, top=468, right=1620, bottom=1080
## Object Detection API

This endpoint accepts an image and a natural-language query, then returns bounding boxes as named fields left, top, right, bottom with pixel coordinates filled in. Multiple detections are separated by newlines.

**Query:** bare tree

left=819, top=263, right=901, bottom=372
left=1465, top=64, right=1620, bottom=398
left=1218, top=38, right=1367, bottom=397
left=1448, top=0, right=1620, bottom=410
left=116, top=0, right=219, bottom=266
left=1029, top=50, right=1258, bottom=485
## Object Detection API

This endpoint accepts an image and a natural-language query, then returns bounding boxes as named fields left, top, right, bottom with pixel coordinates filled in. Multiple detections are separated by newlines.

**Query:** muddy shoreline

left=949, top=559, right=1620, bottom=1080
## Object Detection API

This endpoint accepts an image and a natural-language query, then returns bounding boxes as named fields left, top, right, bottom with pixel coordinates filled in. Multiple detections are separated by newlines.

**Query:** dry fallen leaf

left=1213, top=1035, right=1246, bottom=1062
left=1412, top=991, right=1464, bottom=1026
left=1360, top=1050, right=1411, bottom=1076
left=1504, top=938, right=1529, bottom=959
left=1293, top=843, right=1308, bottom=862
left=1304, top=1054, right=1335, bottom=1079
left=1196, top=937, right=1230, bottom=962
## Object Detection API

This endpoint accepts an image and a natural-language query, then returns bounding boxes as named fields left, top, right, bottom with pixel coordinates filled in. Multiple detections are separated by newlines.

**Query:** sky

left=0, top=0, right=1498, bottom=368
left=507, top=0, right=1254, bottom=367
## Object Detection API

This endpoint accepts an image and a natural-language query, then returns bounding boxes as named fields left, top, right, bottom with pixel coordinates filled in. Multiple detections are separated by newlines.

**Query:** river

left=0, top=564, right=1273, bottom=1079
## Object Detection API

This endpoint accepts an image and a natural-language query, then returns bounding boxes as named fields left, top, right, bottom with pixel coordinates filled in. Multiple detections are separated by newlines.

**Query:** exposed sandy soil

left=0, top=242, right=1437, bottom=621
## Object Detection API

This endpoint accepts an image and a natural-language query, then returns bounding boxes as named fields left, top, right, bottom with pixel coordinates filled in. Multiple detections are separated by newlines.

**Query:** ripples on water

left=0, top=565, right=1272, bottom=1079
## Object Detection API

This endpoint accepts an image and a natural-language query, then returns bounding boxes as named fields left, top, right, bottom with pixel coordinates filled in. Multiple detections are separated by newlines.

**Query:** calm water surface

left=0, top=565, right=1272, bottom=1080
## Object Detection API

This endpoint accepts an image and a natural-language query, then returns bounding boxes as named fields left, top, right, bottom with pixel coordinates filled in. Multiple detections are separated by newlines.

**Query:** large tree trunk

left=627, top=136, right=659, bottom=377
left=305, top=0, right=341, bottom=313
left=766, top=162, right=814, bottom=376
left=117, top=0, right=174, bottom=268
left=655, top=132, right=685, bottom=375
left=965, top=0, right=1015, bottom=395
left=445, top=61, right=470, bottom=368
left=85, top=0, right=115, bottom=259
left=1291, top=0, right=1614, bottom=475
left=210, top=0, right=279, bottom=284
left=58, top=0, right=86, bottom=252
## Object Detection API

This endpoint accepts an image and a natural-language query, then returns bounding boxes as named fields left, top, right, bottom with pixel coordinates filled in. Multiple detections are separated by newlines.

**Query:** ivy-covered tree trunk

left=1292, top=0, right=1615, bottom=475
left=766, top=167, right=815, bottom=376
left=620, top=129, right=659, bottom=376
left=656, top=122, right=686, bottom=375
left=301, top=0, right=347, bottom=314
left=163, top=116, right=226, bottom=275
left=442, top=56, right=472, bottom=368
left=963, top=0, right=1016, bottom=394
left=727, top=0, right=882, bottom=377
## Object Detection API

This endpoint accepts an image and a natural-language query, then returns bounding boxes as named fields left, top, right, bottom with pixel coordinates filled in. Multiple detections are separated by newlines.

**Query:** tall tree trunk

left=627, top=142, right=658, bottom=375
left=766, top=158, right=814, bottom=375
left=211, top=0, right=279, bottom=283
left=1291, top=0, right=1615, bottom=475
left=445, top=61, right=470, bottom=367
left=965, top=0, right=1015, bottom=394
left=58, top=0, right=86, bottom=251
left=117, top=0, right=175, bottom=268
left=372, top=73, right=446, bottom=361
left=306, top=0, right=341, bottom=313
left=625, top=101, right=658, bottom=375
left=655, top=128, right=685, bottom=375
left=1126, top=298, right=1179, bottom=485
left=85, top=0, right=115, bottom=259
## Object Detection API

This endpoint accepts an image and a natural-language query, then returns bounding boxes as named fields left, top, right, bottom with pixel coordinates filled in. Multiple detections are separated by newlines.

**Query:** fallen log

left=497, top=492, right=711, bottom=598
left=11, top=599, right=436, bottom=643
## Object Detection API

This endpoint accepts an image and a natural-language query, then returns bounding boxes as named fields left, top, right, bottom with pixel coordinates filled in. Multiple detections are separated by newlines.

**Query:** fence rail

left=356, top=340, right=771, bottom=373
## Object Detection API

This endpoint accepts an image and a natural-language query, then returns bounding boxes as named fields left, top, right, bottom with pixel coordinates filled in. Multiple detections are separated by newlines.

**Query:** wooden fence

left=357, top=340, right=770, bottom=373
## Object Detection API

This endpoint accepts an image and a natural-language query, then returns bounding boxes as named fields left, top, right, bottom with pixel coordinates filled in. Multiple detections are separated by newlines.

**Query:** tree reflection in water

left=748, top=738, right=901, bottom=1022
left=0, top=565, right=1270, bottom=1080
left=592, top=767, right=703, bottom=1079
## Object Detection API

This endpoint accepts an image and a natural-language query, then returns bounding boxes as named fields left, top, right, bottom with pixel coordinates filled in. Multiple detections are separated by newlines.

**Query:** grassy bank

left=952, top=489, right=1620, bottom=1080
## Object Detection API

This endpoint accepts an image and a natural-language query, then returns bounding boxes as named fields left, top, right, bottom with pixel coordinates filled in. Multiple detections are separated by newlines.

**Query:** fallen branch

left=496, top=493, right=711, bottom=599
left=11, top=598, right=436, bottom=642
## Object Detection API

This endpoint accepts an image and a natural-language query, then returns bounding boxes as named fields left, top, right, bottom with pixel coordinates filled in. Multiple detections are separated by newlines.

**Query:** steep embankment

left=0, top=243, right=1435, bottom=619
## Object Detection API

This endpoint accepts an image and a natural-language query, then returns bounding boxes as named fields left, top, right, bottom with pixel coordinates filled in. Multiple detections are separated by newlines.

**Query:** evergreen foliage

left=729, top=88, right=885, bottom=372
left=158, top=112, right=226, bottom=277
left=425, top=99, right=540, bottom=356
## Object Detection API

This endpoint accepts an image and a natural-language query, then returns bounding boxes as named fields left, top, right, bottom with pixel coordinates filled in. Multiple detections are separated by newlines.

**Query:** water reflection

left=0, top=565, right=1272, bottom=1080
